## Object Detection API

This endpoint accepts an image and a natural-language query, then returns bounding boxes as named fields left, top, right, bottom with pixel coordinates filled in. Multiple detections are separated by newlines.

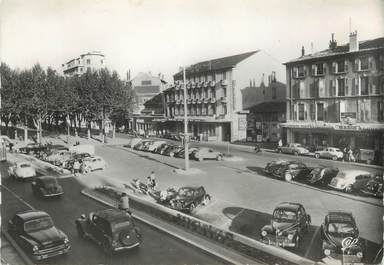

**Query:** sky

left=0, top=0, right=383, bottom=82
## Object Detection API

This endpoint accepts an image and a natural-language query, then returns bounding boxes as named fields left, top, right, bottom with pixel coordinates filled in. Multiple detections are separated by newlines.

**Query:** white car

left=82, top=156, right=106, bottom=172
left=328, top=170, right=373, bottom=192
left=148, top=141, right=167, bottom=152
left=8, top=162, right=36, bottom=179
left=314, top=147, right=343, bottom=160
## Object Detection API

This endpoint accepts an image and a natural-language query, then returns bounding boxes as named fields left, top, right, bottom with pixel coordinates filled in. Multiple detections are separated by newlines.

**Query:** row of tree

left=0, top=62, right=135, bottom=143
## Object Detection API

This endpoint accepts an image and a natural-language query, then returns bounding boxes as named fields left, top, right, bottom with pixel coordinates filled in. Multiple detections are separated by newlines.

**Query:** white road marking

left=1, top=185, right=35, bottom=210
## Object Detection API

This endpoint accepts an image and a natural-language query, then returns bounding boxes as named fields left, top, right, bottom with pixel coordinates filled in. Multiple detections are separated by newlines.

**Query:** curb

left=80, top=189, right=264, bottom=265
left=1, top=230, right=34, bottom=265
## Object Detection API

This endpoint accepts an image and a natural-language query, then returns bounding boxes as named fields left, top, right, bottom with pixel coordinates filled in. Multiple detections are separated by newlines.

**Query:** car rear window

left=20, top=164, right=31, bottom=168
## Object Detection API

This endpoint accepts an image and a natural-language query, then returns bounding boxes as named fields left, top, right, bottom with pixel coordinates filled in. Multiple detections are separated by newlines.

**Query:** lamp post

left=183, top=67, right=189, bottom=171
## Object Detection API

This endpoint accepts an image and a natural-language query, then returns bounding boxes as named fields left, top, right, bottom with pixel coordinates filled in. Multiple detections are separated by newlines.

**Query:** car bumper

left=113, top=242, right=140, bottom=251
left=33, top=245, right=70, bottom=260
left=328, top=184, right=343, bottom=190
left=261, top=237, right=296, bottom=248
left=42, top=191, right=64, bottom=197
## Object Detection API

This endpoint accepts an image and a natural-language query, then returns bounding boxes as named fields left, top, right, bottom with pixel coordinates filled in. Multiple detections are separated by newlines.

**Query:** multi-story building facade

left=242, top=72, right=286, bottom=143
left=162, top=51, right=285, bottom=142
left=62, top=51, right=105, bottom=76
left=283, top=32, right=384, bottom=164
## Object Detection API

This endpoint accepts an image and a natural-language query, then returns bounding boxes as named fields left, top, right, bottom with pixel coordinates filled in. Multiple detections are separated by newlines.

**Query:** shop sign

left=255, top=122, right=262, bottom=130
left=340, top=112, right=357, bottom=125
left=334, top=124, right=361, bottom=131
left=136, top=119, right=144, bottom=123
left=238, top=117, right=247, bottom=131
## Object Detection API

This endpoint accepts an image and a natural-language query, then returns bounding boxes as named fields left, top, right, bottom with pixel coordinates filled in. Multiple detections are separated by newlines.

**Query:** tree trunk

left=112, top=123, right=116, bottom=139
left=24, top=117, right=28, bottom=142
left=87, top=121, right=91, bottom=140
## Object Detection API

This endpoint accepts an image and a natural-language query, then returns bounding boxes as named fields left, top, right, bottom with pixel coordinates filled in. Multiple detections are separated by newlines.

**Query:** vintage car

left=63, top=153, right=91, bottom=170
left=133, top=140, right=152, bottom=151
left=168, top=186, right=211, bottom=213
left=8, top=210, right=70, bottom=260
left=360, top=175, right=383, bottom=198
left=158, top=144, right=171, bottom=155
left=18, top=143, right=48, bottom=155
left=123, top=137, right=142, bottom=149
left=8, top=161, right=36, bottom=180
left=307, top=167, right=339, bottom=185
left=314, top=147, right=344, bottom=161
left=192, top=147, right=223, bottom=161
left=31, top=176, right=64, bottom=198
left=175, top=147, right=199, bottom=159
left=260, top=202, right=311, bottom=249
left=148, top=141, right=167, bottom=152
left=75, top=208, right=141, bottom=253
left=82, top=156, right=106, bottom=172
left=320, top=211, right=365, bottom=261
left=265, top=160, right=311, bottom=181
left=163, top=145, right=183, bottom=157
left=328, top=170, right=373, bottom=192
left=277, top=143, right=309, bottom=156
left=45, top=150, right=72, bottom=166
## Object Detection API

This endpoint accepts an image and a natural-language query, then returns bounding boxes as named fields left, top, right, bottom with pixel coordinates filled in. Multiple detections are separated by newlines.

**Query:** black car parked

left=75, top=208, right=141, bottom=253
left=320, top=211, right=365, bottom=262
left=307, top=167, right=339, bottom=186
left=19, top=143, right=48, bottom=155
left=265, top=160, right=311, bottom=182
left=8, top=210, right=70, bottom=260
left=31, top=176, right=64, bottom=198
left=168, top=186, right=211, bottom=213
left=260, top=202, right=311, bottom=249
left=360, top=175, right=383, bottom=198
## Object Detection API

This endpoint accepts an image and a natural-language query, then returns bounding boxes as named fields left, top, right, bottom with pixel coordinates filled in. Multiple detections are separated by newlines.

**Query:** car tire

left=216, top=155, right=223, bottom=161
left=189, top=203, right=196, bottom=213
left=344, top=185, right=353, bottom=193
left=202, top=195, right=211, bottom=206
left=198, top=157, right=203, bottom=162
left=278, top=149, right=282, bottom=153
left=170, top=153, right=174, bottom=157
left=315, top=153, right=320, bottom=159
left=76, top=223, right=86, bottom=239
left=294, top=151, right=299, bottom=156
left=284, top=173, right=293, bottom=182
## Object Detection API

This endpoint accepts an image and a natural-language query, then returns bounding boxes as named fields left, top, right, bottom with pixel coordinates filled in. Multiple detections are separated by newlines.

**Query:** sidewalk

left=1, top=235, right=26, bottom=265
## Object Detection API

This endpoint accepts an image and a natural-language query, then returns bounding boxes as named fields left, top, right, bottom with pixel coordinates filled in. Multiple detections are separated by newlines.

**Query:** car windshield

left=42, top=178, right=58, bottom=186
left=178, top=188, right=194, bottom=197
left=328, top=222, right=355, bottom=236
left=114, top=220, right=133, bottom=230
left=24, top=217, right=53, bottom=232
left=19, top=164, right=31, bottom=168
left=273, top=209, right=297, bottom=222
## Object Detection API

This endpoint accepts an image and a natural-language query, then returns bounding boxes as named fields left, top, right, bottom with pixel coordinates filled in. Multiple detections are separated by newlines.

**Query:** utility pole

left=183, top=67, right=189, bottom=171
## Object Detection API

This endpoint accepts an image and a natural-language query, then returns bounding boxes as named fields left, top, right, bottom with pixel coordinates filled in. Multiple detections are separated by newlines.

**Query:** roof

left=95, top=209, right=132, bottom=223
left=276, top=202, right=303, bottom=211
left=180, top=185, right=203, bottom=190
left=174, top=51, right=259, bottom=79
left=246, top=101, right=286, bottom=113
left=326, top=211, right=354, bottom=223
left=133, top=85, right=160, bottom=94
left=285, top=37, right=384, bottom=65
left=17, top=211, right=50, bottom=221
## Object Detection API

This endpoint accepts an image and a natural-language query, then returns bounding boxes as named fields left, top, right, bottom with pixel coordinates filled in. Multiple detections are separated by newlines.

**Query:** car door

left=90, top=215, right=108, bottom=243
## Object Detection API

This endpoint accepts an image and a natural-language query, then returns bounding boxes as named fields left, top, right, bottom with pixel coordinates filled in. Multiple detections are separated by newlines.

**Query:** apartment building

left=282, top=32, right=384, bottom=163
left=62, top=51, right=105, bottom=76
left=162, top=51, right=285, bottom=142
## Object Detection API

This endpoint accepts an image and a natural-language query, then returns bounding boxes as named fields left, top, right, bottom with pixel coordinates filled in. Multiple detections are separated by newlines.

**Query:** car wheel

left=216, top=155, right=222, bottom=161
left=332, top=156, right=338, bottom=161
left=315, top=153, right=320, bottom=159
left=294, top=151, right=299, bottom=156
left=198, top=157, right=203, bottom=162
left=284, top=173, right=293, bottom=182
left=202, top=195, right=211, bottom=206
left=344, top=185, right=353, bottom=193
left=170, top=153, right=174, bottom=157
left=278, top=149, right=282, bottom=153
left=76, top=223, right=86, bottom=239
left=189, top=203, right=196, bottom=213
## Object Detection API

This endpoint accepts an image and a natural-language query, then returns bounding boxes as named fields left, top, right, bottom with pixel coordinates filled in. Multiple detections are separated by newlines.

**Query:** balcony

left=220, top=96, right=227, bottom=103
left=186, top=82, right=191, bottom=89
left=186, top=99, right=192, bottom=104
left=203, top=81, right=209, bottom=88
left=209, top=81, right=216, bottom=87
left=197, top=82, right=202, bottom=88
left=203, top=98, right=210, bottom=104
left=191, top=82, right=196, bottom=89
left=175, top=100, right=181, bottom=105
left=221, top=80, right=229, bottom=86
left=210, top=98, right=216, bottom=103
left=197, top=99, right=202, bottom=104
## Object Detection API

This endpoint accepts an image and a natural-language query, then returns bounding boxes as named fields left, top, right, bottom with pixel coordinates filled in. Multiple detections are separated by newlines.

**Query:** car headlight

left=64, top=237, right=69, bottom=244
left=287, top=234, right=294, bottom=240
left=261, top=230, right=267, bottom=237
left=32, top=245, right=39, bottom=252
left=324, top=249, right=331, bottom=256
left=357, top=252, right=363, bottom=258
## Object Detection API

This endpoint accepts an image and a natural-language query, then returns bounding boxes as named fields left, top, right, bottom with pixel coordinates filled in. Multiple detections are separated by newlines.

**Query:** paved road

left=93, top=143, right=382, bottom=263
left=0, top=162, right=226, bottom=265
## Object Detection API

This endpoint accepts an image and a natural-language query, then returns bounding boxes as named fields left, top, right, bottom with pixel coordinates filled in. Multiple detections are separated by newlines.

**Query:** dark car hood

left=323, top=233, right=360, bottom=248
left=271, top=220, right=298, bottom=233
left=26, top=227, right=65, bottom=246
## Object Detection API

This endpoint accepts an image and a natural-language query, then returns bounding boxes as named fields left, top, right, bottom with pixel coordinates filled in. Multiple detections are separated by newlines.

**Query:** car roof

left=180, top=185, right=203, bottom=190
left=94, top=208, right=132, bottom=223
left=338, top=170, right=371, bottom=176
left=326, top=211, right=354, bottom=223
left=16, top=210, right=50, bottom=221
left=16, top=161, right=31, bottom=166
left=275, top=202, right=303, bottom=211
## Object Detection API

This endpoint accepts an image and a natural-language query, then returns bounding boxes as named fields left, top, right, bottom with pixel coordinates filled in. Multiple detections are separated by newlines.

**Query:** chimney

left=329, top=33, right=337, bottom=50
left=349, top=31, right=358, bottom=52
left=301, top=46, right=305, bottom=56
left=268, top=75, right=271, bottom=86
left=261, top=73, right=265, bottom=85
left=272, top=71, right=276, bottom=82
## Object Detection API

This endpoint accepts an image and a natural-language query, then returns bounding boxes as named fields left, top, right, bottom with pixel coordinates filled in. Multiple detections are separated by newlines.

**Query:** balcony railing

left=210, top=98, right=216, bottom=103
left=221, top=80, right=228, bottom=86
left=209, top=81, right=216, bottom=87
left=191, top=82, right=196, bottom=89
left=203, top=81, right=209, bottom=88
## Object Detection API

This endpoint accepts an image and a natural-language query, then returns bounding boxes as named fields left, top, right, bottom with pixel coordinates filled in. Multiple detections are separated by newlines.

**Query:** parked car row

left=264, top=160, right=383, bottom=198
left=124, top=138, right=224, bottom=161
left=261, top=202, right=365, bottom=262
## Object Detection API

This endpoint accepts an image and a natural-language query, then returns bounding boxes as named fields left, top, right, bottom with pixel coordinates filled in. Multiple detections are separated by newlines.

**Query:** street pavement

left=92, top=141, right=382, bottom=264
left=0, top=161, right=226, bottom=265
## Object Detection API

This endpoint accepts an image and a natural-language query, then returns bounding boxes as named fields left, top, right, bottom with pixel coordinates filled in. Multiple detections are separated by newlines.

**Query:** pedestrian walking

left=118, top=192, right=131, bottom=215
left=278, top=139, right=283, bottom=148
left=73, top=160, right=80, bottom=176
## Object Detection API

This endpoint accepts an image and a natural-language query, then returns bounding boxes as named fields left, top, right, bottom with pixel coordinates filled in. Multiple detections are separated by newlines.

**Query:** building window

left=298, top=65, right=305, bottom=77
left=298, top=104, right=305, bottom=120
left=312, top=63, right=324, bottom=76
left=223, top=71, right=227, bottom=80
left=310, top=103, right=315, bottom=120
left=336, top=60, right=346, bottom=73
left=223, top=87, right=227, bottom=97
left=317, top=103, right=324, bottom=121
left=87, top=67, right=91, bottom=72
left=101, top=60, right=103, bottom=64
left=360, top=57, right=369, bottom=71
left=222, top=105, right=227, bottom=115
left=337, top=79, right=345, bottom=96
left=378, top=101, right=384, bottom=121
left=87, top=59, right=91, bottom=64
left=361, top=76, right=369, bottom=95
left=272, top=86, right=277, bottom=99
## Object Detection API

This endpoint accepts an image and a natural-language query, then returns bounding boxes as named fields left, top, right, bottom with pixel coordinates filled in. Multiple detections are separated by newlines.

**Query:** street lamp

left=182, top=67, right=189, bottom=171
